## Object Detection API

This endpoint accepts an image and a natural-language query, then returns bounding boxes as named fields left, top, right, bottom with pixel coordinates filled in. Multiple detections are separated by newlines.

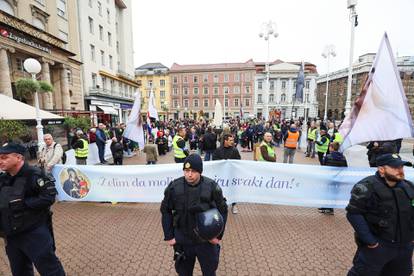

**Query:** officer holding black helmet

left=0, top=143, right=65, bottom=276
left=346, top=153, right=414, bottom=276
left=160, top=153, right=228, bottom=276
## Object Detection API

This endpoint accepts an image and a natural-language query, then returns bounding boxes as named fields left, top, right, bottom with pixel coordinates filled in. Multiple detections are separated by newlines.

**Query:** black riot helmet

left=194, top=208, right=224, bottom=241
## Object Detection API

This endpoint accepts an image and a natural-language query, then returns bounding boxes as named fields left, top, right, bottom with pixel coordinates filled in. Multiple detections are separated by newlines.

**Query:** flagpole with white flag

left=148, top=89, right=159, bottom=120
left=146, top=89, right=159, bottom=138
left=214, top=99, right=223, bottom=127
left=123, top=90, right=145, bottom=149
left=339, top=33, right=414, bottom=151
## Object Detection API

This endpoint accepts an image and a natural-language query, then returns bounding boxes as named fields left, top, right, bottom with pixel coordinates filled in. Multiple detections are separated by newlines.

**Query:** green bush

left=63, top=117, right=91, bottom=132
left=38, top=80, right=54, bottom=92
left=0, top=120, right=29, bottom=143
left=15, top=78, right=40, bottom=99
left=15, top=78, right=53, bottom=100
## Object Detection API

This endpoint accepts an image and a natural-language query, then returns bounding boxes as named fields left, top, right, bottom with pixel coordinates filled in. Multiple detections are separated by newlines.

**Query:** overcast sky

left=131, top=0, right=413, bottom=75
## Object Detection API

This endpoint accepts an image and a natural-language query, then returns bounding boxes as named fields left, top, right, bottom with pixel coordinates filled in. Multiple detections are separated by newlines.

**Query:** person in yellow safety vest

left=283, top=124, right=299, bottom=163
left=315, top=129, right=330, bottom=165
left=306, top=122, right=317, bottom=158
left=257, top=132, right=276, bottom=162
left=332, top=130, right=343, bottom=144
left=73, top=130, right=89, bottom=165
left=173, top=126, right=189, bottom=163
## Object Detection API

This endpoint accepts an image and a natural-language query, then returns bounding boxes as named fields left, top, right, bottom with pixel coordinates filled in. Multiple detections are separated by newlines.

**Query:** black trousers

left=113, top=158, right=123, bottom=165
left=5, top=224, right=65, bottom=276
left=97, top=142, right=106, bottom=163
left=176, top=242, right=220, bottom=276
left=348, top=242, right=413, bottom=276
left=317, top=151, right=325, bottom=165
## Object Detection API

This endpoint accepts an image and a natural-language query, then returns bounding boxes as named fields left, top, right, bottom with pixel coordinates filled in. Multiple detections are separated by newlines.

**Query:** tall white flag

left=339, top=33, right=414, bottom=150
left=213, top=99, right=223, bottom=127
left=148, top=90, right=159, bottom=120
left=123, top=90, right=145, bottom=149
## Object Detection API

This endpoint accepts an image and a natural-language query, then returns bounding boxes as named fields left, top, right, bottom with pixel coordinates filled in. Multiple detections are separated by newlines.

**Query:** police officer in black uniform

left=160, top=154, right=228, bottom=276
left=346, top=153, right=414, bottom=276
left=0, top=143, right=65, bottom=276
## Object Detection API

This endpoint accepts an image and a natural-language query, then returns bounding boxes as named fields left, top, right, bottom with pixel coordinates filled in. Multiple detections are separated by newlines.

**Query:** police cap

left=376, top=153, right=412, bottom=168
left=0, top=142, right=26, bottom=155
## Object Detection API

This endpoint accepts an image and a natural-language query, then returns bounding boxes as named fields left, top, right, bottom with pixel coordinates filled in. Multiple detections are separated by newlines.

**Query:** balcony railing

left=116, top=70, right=135, bottom=81
left=88, top=87, right=133, bottom=100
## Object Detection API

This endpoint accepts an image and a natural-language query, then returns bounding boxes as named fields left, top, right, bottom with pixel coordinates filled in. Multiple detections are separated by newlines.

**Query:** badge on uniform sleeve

left=185, top=162, right=191, bottom=169
left=37, top=178, right=45, bottom=187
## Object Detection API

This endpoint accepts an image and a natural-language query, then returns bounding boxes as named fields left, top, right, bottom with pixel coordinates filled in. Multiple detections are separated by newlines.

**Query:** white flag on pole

left=214, top=99, right=223, bottom=127
left=148, top=90, right=159, bottom=120
left=123, top=90, right=145, bottom=149
left=339, top=33, right=414, bottom=151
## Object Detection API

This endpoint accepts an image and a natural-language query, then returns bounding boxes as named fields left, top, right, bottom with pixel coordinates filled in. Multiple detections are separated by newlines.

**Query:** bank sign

left=0, top=28, right=51, bottom=54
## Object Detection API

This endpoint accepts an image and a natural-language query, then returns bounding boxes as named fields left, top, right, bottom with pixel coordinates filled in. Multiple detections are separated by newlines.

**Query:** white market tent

left=0, top=94, right=63, bottom=121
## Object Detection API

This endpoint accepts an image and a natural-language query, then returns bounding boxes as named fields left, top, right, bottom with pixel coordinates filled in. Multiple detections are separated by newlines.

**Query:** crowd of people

left=1, top=113, right=413, bottom=276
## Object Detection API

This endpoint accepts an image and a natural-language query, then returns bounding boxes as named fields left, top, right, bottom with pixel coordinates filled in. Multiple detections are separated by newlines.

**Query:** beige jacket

left=143, top=144, right=158, bottom=162
left=38, top=142, right=63, bottom=172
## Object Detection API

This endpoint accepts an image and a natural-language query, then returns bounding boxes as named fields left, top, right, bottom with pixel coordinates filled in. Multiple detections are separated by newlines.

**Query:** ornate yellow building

left=0, top=0, right=83, bottom=110
left=135, top=63, right=171, bottom=121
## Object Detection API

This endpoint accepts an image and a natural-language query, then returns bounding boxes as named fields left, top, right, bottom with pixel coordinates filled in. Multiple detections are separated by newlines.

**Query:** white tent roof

left=0, top=94, right=63, bottom=120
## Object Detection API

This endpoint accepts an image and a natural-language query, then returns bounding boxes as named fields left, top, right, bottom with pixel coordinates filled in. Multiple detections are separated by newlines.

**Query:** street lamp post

left=164, top=101, right=169, bottom=121
left=259, top=20, right=278, bottom=121
left=176, top=104, right=180, bottom=120
left=322, top=45, right=336, bottom=122
left=23, top=58, right=43, bottom=148
left=345, top=0, right=358, bottom=116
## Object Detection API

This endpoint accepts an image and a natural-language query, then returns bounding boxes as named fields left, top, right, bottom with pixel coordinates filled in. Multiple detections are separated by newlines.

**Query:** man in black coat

left=318, top=141, right=348, bottom=215
left=0, top=143, right=65, bottom=275
left=212, top=134, right=241, bottom=214
left=212, top=134, right=241, bottom=161
left=346, top=153, right=414, bottom=275
left=201, top=127, right=217, bottom=161
left=160, top=154, right=228, bottom=276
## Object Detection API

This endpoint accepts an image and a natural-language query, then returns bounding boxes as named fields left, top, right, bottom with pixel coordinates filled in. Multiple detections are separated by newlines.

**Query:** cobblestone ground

left=0, top=143, right=410, bottom=275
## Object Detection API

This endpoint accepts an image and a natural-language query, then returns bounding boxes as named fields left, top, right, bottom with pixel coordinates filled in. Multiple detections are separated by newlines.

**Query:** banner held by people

left=52, top=160, right=414, bottom=208
left=339, top=33, right=414, bottom=151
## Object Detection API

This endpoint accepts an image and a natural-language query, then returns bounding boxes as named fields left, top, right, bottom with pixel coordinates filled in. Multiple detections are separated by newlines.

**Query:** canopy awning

left=0, top=94, right=63, bottom=121
left=97, top=105, right=118, bottom=115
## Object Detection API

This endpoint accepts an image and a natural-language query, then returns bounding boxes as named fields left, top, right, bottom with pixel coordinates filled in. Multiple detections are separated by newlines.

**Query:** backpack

left=54, top=143, right=67, bottom=164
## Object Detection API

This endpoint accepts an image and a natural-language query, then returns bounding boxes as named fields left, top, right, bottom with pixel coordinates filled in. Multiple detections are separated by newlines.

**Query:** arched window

left=281, top=93, right=286, bottom=102
left=0, top=0, right=14, bottom=15
left=33, top=18, right=46, bottom=30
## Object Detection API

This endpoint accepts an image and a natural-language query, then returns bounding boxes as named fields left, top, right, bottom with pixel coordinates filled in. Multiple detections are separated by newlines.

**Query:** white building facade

left=77, top=0, right=138, bottom=125
left=254, top=62, right=318, bottom=120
